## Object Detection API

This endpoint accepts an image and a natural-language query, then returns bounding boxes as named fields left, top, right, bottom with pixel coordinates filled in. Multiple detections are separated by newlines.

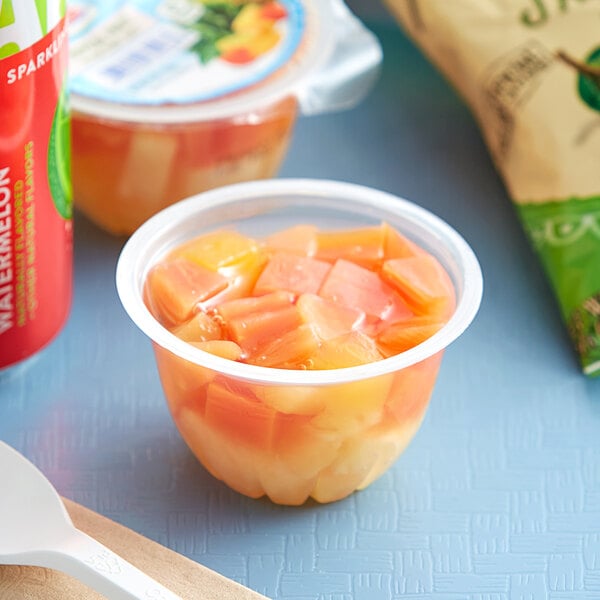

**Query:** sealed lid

left=68, top=0, right=382, bottom=123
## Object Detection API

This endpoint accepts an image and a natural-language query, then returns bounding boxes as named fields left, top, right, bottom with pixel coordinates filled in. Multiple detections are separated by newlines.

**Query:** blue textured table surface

left=3, top=12, right=600, bottom=600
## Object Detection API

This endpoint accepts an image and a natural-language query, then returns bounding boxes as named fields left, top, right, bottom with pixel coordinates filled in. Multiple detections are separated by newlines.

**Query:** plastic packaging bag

left=385, top=0, right=600, bottom=375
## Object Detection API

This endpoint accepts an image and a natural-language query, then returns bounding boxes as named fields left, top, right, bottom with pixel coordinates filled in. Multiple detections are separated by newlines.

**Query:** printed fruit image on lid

left=191, top=1, right=288, bottom=65
left=68, top=0, right=305, bottom=106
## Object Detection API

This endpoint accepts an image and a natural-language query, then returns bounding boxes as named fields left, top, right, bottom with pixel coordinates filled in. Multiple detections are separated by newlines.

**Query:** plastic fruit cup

left=68, top=0, right=381, bottom=236
left=116, top=179, right=483, bottom=505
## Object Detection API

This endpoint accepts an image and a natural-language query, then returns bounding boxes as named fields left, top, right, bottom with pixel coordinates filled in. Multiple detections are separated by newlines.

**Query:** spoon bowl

left=0, top=441, right=182, bottom=600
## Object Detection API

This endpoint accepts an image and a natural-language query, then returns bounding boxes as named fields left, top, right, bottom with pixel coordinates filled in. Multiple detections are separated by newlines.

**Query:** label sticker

left=69, top=0, right=305, bottom=105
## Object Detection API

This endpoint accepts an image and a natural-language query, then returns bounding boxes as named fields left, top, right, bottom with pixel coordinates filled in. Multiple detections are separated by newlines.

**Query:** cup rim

left=116, top=178, right=483, bottom=385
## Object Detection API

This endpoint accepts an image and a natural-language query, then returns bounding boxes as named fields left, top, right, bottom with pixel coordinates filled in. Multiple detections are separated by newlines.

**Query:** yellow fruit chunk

left=258, top=416, right=341, bottom=504
left=171, top=229, right=260, bottom=271
left=310, top=330, right=384, bottom=369
left=258, top=463, right=318, bottom=506
left=297, top=293, right=364, bottom=341
left=264, top=224, right=318, bottom=256
left=316, top=225, right=386, bottom=269
left=252, top=382, right=326, bottom=415
left=308, top=332, right=393, bottom=435
left=201, top=250, right=269, bottom=311
left=355, top=420, right=423, bottom=491
left=153, top=344, right=213, bottom=416
left=249, top=324, right=322, bottom=369
left=117, top=131, right=177, bottom=217
left=176, top=407, right=265, bottom=499
left=170, top=311, right=222, bottom=342
left=190, top=340, right=244, bottom=362
left=310, top=374, right=392, bottom=436
left=311, top=419, right=422, bottom=503
left=311, top=436, right=385, bottom=504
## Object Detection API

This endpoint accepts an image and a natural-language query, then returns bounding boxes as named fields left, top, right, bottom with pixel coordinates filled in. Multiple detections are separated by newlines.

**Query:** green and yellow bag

left=385, top=0, right=600, bottom=375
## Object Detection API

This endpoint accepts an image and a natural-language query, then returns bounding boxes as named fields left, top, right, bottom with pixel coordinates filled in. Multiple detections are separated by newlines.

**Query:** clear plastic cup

left=116, top=179, right=483, bottom=504
left=68, top=0, right=381, bottom=236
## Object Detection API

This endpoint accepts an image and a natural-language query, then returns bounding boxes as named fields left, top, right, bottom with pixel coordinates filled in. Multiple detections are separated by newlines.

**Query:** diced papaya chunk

left=253, top=252, right=331, bottom=296
left=226, top=305, right=304, bottom=355
left=376, top=315, right=445, bottom=356
left=171, top=230, right=260, bottom=271
left=319, top=259, right=412, bottom=321
left=215, top=290, right=294, bottom=322
left=382, top=222, right=423, bottom=259
left=145, top=258, right=228, bottom=326
left=264, top=224, right=318, bottom=256
left=386, top=353, right=442, bottom=423
left=171, top=311, right=222, bottom=342
left=204, top=378, right=276, bottom=450
left=216, top=291, right=301, bottom=355
left=297, top=293, right=364, bottom=341
left=249, top=323, right=322, bottom=369
left=315, top=225, right=385, bottom=268
left=381, top=255, right=455, bottom=318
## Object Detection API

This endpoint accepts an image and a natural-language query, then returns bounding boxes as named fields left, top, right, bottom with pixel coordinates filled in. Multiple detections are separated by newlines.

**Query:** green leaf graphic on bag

left=579, top=47, right=600, bottom=112
left=557, top=47, right=600, bottom=113
left=384, top=0, right=600, bottom=375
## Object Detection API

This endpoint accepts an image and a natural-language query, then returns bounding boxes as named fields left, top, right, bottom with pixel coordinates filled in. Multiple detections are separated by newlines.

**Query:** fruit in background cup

left=116, top=179, right=483, bottom=505
left=71, top=97, right=297, bottom=236
left=68, top=1, right=382, bottom=236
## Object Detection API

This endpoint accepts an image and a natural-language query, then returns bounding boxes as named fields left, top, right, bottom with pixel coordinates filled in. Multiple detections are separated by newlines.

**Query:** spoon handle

left=37, top=527, right=183, bottom=600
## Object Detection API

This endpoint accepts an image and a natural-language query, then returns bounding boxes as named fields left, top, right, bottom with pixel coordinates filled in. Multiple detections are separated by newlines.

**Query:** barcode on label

left=86, top=21, right=198, bottom=90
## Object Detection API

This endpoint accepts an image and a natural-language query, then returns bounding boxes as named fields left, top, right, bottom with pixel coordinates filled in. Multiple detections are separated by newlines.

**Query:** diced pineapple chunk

left=177, top=407, right=265, bottom=499
left=118, top=130, right=177, bottom=212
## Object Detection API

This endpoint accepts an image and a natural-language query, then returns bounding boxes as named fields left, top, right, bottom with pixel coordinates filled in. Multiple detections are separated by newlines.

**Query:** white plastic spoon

left=0, top=440, right=182, bottom=599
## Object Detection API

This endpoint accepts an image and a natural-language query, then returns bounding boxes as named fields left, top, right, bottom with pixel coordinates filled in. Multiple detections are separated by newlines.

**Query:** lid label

left=69, top=0, right=305, bottom=105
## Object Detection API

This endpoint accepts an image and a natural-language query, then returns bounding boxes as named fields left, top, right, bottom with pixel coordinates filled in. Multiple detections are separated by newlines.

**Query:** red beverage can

left=0, top=1, right=72, bottom=369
